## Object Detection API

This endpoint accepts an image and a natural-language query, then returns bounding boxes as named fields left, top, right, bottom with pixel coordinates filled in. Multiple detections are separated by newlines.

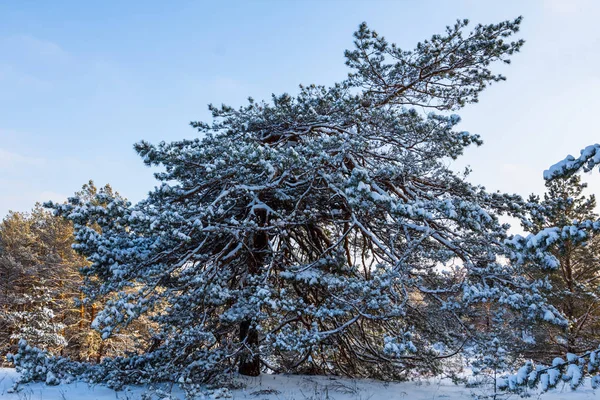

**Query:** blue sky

left=1, top=0, right=599, bottom=216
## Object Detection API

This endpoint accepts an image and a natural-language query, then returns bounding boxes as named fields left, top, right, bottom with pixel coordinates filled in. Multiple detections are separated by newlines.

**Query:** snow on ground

left=0, top=368, right=597, bottom=399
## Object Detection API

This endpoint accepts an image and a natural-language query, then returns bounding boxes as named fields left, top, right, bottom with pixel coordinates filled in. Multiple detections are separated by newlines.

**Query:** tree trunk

left=563, top=247, right=575, bottom=353
left=79, top=292, right=85, bottom=330
left=96, top=340, right=104, bottom=364
left=238, top=208, right=268, bottom=377
left=238, top=319, right=260, bottom=376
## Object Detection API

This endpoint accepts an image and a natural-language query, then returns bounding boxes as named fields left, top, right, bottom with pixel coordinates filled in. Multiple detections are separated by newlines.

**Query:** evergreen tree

left=523, top=176, right=600, bottom=358
left=66, top=181, right=153, bottom=363
left=0, top=207, right=77, bottom=357
left=41, top=18, right=562, bottom=386
left=0, top=182, right=146, bottom=365
left=497, top=147, right=600, bottom=394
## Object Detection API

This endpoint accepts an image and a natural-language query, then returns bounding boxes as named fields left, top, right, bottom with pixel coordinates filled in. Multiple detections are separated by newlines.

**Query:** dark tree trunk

left=96, top=340, right=104, bottom=364
left=238, top=208, right=268, bottom=377
left=238, top=319, right=260, bottom=376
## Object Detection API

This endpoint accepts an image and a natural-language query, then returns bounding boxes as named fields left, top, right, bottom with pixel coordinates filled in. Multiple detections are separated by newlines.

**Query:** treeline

left=2, top=173, right=599, bottom=374
left=0, top=182, right=150, bottom=365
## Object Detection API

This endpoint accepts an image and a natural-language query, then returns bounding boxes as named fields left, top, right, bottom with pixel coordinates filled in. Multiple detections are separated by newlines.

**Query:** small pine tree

left=469, top=338, right=511, bottom=399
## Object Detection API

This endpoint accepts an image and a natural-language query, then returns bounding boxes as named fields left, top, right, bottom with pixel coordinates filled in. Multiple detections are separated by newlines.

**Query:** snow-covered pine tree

left=468, top=338, right=511, bottom=399
left=44, top=17, right=561, bottom=385
left=0, top=207, right=75, bottom=358
left=498, top=147, right=600, bottom=393
left=522, top=175, right=600, bottom=359
left=0, top=184, right=150, bottom=368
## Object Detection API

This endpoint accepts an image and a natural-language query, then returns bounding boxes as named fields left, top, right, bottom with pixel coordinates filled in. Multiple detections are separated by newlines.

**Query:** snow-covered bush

left=6, top=339, right=83, bottom=386
left=499, top=347, right=600, bottom=393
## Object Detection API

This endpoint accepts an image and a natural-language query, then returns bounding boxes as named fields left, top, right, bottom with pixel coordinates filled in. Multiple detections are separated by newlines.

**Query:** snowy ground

left=0, top=368, right=597, bottom=399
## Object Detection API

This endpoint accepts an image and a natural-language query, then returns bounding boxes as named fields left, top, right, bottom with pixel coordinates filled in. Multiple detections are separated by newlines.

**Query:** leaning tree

left=36, top=17, right=564, bottom=386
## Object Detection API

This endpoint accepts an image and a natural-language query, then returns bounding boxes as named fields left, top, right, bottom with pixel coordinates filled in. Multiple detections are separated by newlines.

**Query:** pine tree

left=0, top=183, right=147, bottom=365
left=497, top=147, right=600, bottom=394
left=66, top=181, right=153, bottom=363
left=0, top=207, right=76, bottom=357
left=42, top=17, right=564, bottom=386
left=523, top=176, right=600, bottom=358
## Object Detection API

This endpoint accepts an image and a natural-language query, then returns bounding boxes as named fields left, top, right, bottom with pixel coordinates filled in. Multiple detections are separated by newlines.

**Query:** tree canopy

left=40, top=17, right=568, bottom=387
